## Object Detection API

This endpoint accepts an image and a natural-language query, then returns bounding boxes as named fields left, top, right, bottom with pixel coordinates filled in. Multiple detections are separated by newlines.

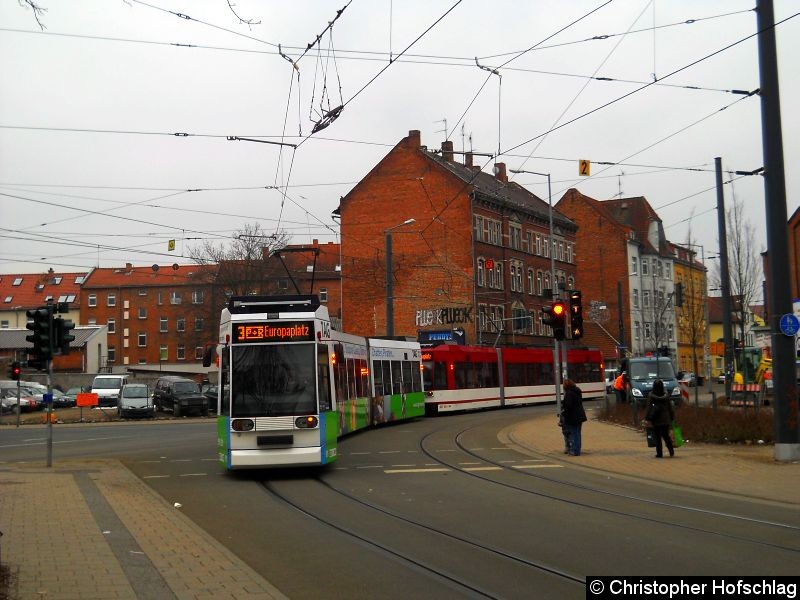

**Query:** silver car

left=117, top=384, right=155, bottom=419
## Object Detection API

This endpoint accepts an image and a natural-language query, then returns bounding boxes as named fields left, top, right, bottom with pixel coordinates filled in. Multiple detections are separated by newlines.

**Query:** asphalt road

left=2, top=408, right=797, bottom=600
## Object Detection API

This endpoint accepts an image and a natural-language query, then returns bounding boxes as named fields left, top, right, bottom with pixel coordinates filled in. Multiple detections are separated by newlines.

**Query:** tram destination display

left=233, top=320, right=315, bottom=343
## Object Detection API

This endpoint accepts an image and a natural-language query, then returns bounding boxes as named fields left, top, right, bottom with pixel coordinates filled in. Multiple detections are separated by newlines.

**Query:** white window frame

left=107, top=318, right=116, bottom=334
left=138, top=332, right=147, bottom=347
left=107, top=293, right=116, bottom=307
left=88, top=294, right=97, bottom=307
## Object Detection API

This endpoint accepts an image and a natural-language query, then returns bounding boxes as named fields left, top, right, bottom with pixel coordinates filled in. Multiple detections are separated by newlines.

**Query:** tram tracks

left=259, top=476, right=585, bottom=599
left=417, top=421, right=800, bottom=554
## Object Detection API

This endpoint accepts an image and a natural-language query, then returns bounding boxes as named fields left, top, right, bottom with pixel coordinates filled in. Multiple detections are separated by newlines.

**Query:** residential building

left=335, top=130, right=578, bottom=346
left=556, top=190, right=686, bottom=368
left=671, top=243, right=708, bottom=380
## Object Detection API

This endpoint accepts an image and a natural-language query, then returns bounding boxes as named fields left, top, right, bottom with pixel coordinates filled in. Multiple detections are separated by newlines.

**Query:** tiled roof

left=424, top=151, right=576, bottom=230
left=82, top=264, right=217, bottom=289
left=0, top=271, right=89, bottom=310
left=601, top=197, right=663, bottom=254
left=0, top=326, right=104, bottom=350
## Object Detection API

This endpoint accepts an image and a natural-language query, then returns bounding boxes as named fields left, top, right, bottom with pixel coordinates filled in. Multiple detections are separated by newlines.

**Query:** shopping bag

left=645, top=427, right=656, bottom=448
left=672, top=423, right=684, bottom=447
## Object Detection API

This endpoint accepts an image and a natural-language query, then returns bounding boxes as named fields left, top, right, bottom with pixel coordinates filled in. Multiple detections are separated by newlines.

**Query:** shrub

left=597, top=402, right=773, bottom=444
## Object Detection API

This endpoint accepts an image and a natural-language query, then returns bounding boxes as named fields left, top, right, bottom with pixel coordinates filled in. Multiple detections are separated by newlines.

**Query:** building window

left=558, top=242, right=565, bottom=261
left=157, top=291, right=163, bottom=305
left=477, top=258, right=485, bottom=287
left=665, top=262, right=672, bottom=280
left=192, top=290, right=204, bottom=304
left=496, top=263, right=504, bottom=290
left=657, top=260, right=663, bottom=278
left=509, top=224, right=522, bottom=250
left=160, top=317, right=168, bottom=333
left=138, top=358, right=147, bottom=365
left=642, top=258, right=649, bottom=276
left=567, top=276, right=575, bottom=290
left=644, top=322, right=652, bottom=339
left=88, top=294, right=97, bottom=307
left=478, top=304, right=488, bottom=331
left=633, top=289, right=639, bottom=308
left=488, top=220, right=502, bottom=245
left=535, top=234, right=542, bottom=256
left=512, top=306, right=529, bottom=333
left=177, top=317, right=185, bottom=332
left=88, top=318, right=97, bottom=325
left=0, top=320, right=8, bottom=329
left=138, top=307, right=147, bottom=319
left=631, top=256, right=638, bottom=275
left=510, top=261, right=523, bottom=292
left=643, top=290, right=651, bottom=308
left=194, top=317, right=203, bottom=331
left=487, top=263, right=495, bottom=288
left=319, top=288, right=328, bottom=303
left=536, top=271, right=543, bottom=295
left=170, top=291, right=182, bottom=305
left=12, top=277, right=22, bottom=286
left=107, top=293, right=116, bottom=307
left=107, top=346, right=116, bottom=363
left=159, top=345, right=168, bottom=361
left=543, top=236, right=549, bottom=258
left=634, top=321, right=641, bottom=340
left=195, top=346, right=204, bottom=360
left=3, top=296, right=11, bottom=303
left=524, top=231, right=532, bottom=253
left=473, top=215, right=485, bottom=242
left=177, top=345, right=185, bottom=360
left=138, top=332, right=147, bottom=347
left=107, top=319, right=116, bottom=334
left=668, top=323, right=675, bottom=341
left=138, top=289, right=147, bottom=296
left=566, top=244, right=573, bottom=264
left=544, top=271, right=551, bottom=291
left=527, top=269, right=534, bottom=295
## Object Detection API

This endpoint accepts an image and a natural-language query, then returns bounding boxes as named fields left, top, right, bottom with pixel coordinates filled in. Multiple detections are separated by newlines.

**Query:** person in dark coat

left=645, top=379, right=675, bottom=458
left=562, top=379, right=587, bottom=456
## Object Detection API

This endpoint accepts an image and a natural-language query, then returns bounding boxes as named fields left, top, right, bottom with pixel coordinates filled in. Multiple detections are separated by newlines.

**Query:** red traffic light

left=552, top=301, right=566, bottom=316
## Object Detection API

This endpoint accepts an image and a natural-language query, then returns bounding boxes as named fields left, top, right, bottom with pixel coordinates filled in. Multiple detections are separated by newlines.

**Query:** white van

left=91, top=374, right=129, bottom=407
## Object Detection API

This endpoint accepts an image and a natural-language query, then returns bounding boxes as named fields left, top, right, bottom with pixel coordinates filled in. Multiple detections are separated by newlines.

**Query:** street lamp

left=509, top=168, right=562, bottom=413
left=385, top=218, right=416, bottom=336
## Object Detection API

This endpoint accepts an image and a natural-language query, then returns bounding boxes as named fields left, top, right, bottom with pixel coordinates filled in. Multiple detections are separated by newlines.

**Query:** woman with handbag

left=645, top=379, right=675, bottom=458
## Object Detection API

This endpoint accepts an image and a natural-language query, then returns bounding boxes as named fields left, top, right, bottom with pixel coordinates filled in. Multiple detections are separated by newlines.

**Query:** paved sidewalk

left=0, top=459, right=287, bottom=600
left=503, top=405, right=800, bottom=506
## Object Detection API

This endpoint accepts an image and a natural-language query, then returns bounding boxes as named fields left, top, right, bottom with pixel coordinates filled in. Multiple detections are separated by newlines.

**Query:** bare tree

left=19, top=0, right=47, bottom=29
left=711, top=193, right=763, bottom=349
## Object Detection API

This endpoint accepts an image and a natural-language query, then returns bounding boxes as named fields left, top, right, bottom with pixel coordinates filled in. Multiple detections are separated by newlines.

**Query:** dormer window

left=13, top=278, right=22, bottom=286
left=4, top=296, right=12, bottom=303
left=36, top=284, right=45, bottom=291
left=75, top=276, right=86, bottom=284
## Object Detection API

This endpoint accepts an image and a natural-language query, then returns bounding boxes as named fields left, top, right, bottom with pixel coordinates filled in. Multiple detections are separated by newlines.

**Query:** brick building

left=335, top=129, right=577, bottom=346
left=556, top=190, right=684, bottom=368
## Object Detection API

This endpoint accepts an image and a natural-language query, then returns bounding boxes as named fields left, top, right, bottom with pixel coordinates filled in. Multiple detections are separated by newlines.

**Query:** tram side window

left=401, top=360, right=413, bottom=393
left=506, top=363, right=526, bottom=387
left=347, top=358, right=358, bottom=399
left=373, top=360, right=385, bottom=395
left=411, top=361, right=422, bottom=393
left=434, top=362, right=447, bottom=390
left=220, top=346, right=230, bottom=415
left=454, top=363, right=472, bottom=389
left=318, top=345, right=331, bottom=411
left=538, top=362, right=554, bottom=385
left=391, top=360, right=403, bottom=395
left=334, top=344, right=347, bottom=401
left=477, top=361, right=498, bottom=388
left=356, top=358, right=368, bottom=397
left=382, top=361, right=392, bottom=396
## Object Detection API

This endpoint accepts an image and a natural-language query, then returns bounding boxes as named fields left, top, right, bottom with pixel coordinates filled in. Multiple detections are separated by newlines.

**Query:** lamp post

left=385, top=218, right=416, bottom=337
left=510, top=168, right=562, bottom=413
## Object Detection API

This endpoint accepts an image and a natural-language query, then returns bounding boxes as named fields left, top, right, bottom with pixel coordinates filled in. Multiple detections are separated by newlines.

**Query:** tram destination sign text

left=233, top=321, right=315, bottom=343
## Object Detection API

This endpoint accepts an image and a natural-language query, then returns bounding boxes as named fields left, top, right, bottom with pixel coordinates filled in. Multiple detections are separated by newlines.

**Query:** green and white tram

left=213, top=295, right=424, bottom=469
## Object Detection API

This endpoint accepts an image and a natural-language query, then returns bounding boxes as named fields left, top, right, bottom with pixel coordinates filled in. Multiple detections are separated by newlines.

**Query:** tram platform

left=1, top=406, right=798, bottom=599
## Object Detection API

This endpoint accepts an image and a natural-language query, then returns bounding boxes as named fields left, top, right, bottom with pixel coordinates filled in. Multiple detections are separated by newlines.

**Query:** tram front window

left=231, top=344, right=316, bottom=417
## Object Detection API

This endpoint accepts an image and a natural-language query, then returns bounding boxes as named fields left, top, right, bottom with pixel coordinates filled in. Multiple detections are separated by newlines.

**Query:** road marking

left=385, top=468, right=451, bottom=474
left=200, top=458, right=218, bottom=462
left=378, top=450, right=401, bottom=454
left=138, top=460, right=162, bottom=463
left=179, top=473, right=207, bottom=477
left=355, top=465, right=384, bottom=469
left=513, top=464, right=563, bottom=469
left=458, top=462, right=482, bottom=466
left=169, top=459, right=192, bottom=462
left=349, top=452, right=371, bottom=455
left=390, top=464, right=417, bottom=467
left=437, top=449, right=458, bottom=452
left=143, top=475, right=170, bottom=479
left=463, top=466, right=502, bottom=471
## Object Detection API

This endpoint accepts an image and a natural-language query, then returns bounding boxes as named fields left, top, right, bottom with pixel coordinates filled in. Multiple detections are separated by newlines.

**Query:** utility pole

left=756, top=0, right=798, bottom=461
left=715, top=157, right=735, bottom=401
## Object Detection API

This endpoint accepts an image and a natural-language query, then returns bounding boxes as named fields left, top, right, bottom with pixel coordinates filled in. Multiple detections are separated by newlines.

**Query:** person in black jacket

left=562, top=379, right=587, bottom=456
left=645, top=379, right=675, bottom=458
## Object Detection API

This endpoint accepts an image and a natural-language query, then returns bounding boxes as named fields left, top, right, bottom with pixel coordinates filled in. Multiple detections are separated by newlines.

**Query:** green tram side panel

left=217, top=415, right=230, bottom=467
left=321, top=410, right=338, bottom=463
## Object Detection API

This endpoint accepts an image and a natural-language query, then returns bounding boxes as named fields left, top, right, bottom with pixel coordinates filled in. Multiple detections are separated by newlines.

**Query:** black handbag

left=646, top=427, right=656, bottom=448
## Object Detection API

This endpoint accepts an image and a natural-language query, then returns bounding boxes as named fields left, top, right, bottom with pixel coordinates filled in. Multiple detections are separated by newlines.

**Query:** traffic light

left=9, top=361, right=21, bottom=380
left=569, top=290, right=583, bottom=339
left=26, top=306, right=53, bottom=366
left=543, top=300, right=567, bottom=340
left=54, top=317, right=76, bottom=355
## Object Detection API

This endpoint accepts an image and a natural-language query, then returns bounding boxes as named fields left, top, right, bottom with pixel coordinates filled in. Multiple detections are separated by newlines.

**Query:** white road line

left=138, top=460, right=162, bottom=463
left=522, top=459, right=547, bottom=462
left=437, top=449, right=458, bottom=452
left=385, top=468, right=451, bottom=474
left=200, top=458, right=218, bottom=462
left=143, top=475, right=170, bottom=479
left=355, top=465, right=384, bottom=469
left=458, top=462, right=482, bottom=465
left=463, top=466, right=503, bottom=471
left=513, top=464, right=564, bottom=469
left=390, top=464, right=417, bottom=467
left=179, top=473, right=207, bottom=477
left=378, top=450, right=401, bottom=454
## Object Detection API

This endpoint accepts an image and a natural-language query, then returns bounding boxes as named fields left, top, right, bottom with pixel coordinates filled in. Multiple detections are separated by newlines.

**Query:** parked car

left=1, top=388, right=38, bottom=412
left=64, top=387, right=86, bottom=406
left=117, top=383, right=155, bottom=419
left=678, top=372, right=697, bottom=387
left=90, top=374, right=129, bottom=407
left=153, top=376, right=209, bottom=417
left=51, top=389, right=72, bottom=407
left=201, top=384, right=218, bottom=414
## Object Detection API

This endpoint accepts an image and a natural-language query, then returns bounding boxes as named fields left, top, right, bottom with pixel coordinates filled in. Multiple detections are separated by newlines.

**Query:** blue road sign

left=779, top=313, right=800, bottom=337
left=43, top=392, right=53, bottom=404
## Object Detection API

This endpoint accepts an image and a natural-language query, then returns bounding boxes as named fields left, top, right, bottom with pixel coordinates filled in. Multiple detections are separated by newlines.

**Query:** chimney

left=493, top=162, right=508, bottom=183
left=465, top=152, right=473, bottom=168
left=441, top=140, right=454, bottom=163
left=126, top=263, right=133, bottom=270
left=407, top=130, right=421, bottom=148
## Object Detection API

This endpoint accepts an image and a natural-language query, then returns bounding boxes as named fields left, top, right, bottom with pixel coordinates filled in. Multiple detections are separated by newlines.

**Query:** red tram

left=421, top=345, right=604, bottom=415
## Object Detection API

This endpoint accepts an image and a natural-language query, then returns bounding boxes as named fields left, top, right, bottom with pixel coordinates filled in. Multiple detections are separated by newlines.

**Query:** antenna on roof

left=616, top=170, right=626, bottom=198
left=434, top=118, right=448, bottom=140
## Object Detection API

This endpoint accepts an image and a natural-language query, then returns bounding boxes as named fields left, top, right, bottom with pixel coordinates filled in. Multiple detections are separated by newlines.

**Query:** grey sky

left=1, top=0, right=798, bottom=297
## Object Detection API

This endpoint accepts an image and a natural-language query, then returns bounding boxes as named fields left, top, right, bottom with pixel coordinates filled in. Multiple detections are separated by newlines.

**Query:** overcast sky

left=1, top=0, right=798, bottom=298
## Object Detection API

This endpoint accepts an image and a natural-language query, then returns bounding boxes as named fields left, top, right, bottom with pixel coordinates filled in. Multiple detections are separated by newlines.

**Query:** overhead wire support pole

left=226, top=136, right=297, bottom=148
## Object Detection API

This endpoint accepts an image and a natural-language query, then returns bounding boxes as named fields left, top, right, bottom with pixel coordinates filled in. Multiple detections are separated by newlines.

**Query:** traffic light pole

left=16, top=379, right=21, bottom=428
left=46, top=357, right=53, bottom=467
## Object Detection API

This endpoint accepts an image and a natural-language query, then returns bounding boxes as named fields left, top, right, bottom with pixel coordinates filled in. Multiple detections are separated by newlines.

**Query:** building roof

left=0, top=270, right=89, bottom=310
left=423, top=150, right=576, bottom=230
left=601, top=197, right=664, bottom=254
left=82, top=263, right=217, bottom=289
left=0, top=326, right=104, bottom=350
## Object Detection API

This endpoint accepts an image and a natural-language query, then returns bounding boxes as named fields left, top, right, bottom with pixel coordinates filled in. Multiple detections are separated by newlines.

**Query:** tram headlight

left=231, top=418, right=255, bottom=432
left=295, top=416, right=318, bottom=429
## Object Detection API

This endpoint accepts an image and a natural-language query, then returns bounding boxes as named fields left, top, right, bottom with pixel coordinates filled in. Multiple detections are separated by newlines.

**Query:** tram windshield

left=231, top=344, right=316, bottom=417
